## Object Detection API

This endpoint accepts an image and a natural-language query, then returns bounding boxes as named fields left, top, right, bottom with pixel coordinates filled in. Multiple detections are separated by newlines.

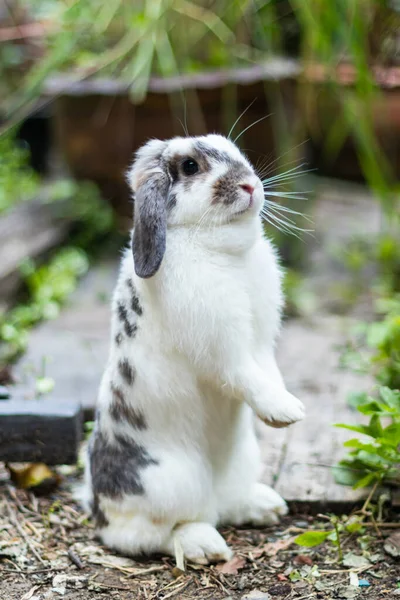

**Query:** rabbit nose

left=240, top=183, right=255, bottom=196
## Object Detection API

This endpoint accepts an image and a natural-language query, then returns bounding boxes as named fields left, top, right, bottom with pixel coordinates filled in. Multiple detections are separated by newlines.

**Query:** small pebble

left=242, top=592, right=272, bottom=600
left=294, top=520, right=309, bottom=528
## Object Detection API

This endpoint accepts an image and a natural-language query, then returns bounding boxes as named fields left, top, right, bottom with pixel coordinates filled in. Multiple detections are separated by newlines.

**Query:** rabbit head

left=128, top=134, right=263, bottom=278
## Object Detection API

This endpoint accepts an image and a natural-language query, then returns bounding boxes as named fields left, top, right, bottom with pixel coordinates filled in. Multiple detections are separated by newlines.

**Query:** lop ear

left=128, top=140, right=169, bottom=279
left=132, top=170, right=170, bottom=278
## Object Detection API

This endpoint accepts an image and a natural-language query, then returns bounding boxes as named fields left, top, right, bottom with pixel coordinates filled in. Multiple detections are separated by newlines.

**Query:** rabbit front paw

left=171, top=522, right=233, bottom=565
left=256, top=389, right=305, bottom=428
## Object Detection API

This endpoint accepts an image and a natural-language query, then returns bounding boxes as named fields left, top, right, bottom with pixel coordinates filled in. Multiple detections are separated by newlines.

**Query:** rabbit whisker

left=233, top=113, right=272, bottom=144
left=264, top=190, right=309, bottom=201
left=261, top=208, right=313, bottom=237
left=256, top=139, right=310, bottom=179
left=265, top=200, right=314, bottom=224
left=261, top=163, right=308, bottom=184
left=189, top=205, right=215, bottom=241
left=227, top=98, right=257, bottom=140
left=260, top=210, right=297, bottom=237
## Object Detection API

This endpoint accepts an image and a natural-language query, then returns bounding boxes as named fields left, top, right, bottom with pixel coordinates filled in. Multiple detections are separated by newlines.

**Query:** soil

left=0, top=469, right=398, bottom=600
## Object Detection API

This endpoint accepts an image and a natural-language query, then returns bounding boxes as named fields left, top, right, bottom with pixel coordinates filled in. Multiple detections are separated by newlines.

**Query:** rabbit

left=81, top=134, right=305, bottom=564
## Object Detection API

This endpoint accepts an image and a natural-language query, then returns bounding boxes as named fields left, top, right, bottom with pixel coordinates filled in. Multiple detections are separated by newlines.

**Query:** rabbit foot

left=171, top=522, right=233, bottom=565
left=220, top=483, right=288, bottom=527
left=256, top=389, right=305, bottom=428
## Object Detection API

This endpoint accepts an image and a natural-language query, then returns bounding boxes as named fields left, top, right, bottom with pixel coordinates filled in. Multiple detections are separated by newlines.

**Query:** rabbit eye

left=182, top=159, right=199, bottom=176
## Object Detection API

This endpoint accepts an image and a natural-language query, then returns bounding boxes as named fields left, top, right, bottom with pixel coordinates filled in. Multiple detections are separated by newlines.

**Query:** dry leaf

left=293, top=554, right=313, bottom=566
left=277, top=573, right=288, bottom=581
left=253, top=536, right=296, bottom=558
left=21, top=586, right=41, bottom=600
left=342, top=552, right=371, bottom=568
left=7, top=463, right=60, bottom=494
left=216, top=555, right=246, bottom=575
left=88, top=554, right=136, bottom=569
left=171, top=566, right=185, bottom=578
left=384, top=531, right=400, bottom=558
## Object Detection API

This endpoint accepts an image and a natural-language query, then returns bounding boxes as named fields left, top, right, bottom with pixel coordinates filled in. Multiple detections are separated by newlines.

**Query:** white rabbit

left=81, top=134, right=305, bottom=564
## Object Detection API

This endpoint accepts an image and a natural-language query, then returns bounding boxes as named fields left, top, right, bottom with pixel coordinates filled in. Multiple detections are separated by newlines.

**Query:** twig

left=0, top=567, right=64, bottom=575
left=4, top=497, right=46, bottom=566
left=6, top=486, right=32, bottom=515
left=363, top=522, right=400, bottom=528
left=68, top=548, right=84, bottom=570
left=360, top=480, right=379, bottom=514
left=369, top=512, right=382, bottom=538
left=162, top=577, right=193, bottom=599
left=88, top=579, right=129, bottom=591
left=126, top=565, right=168, bottom=578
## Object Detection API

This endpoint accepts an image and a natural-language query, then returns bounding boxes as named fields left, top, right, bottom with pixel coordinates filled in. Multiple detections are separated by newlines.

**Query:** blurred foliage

left=0, top=247, right=89, bottom=366
left=347, top=296, right=400, bottom=389
left=0, top=130, right=114, bottom=368
left=335, top=386, right=400, bottom=488
left=338, top=230, right=400, bottom=295
left=0, top=131, right=39, bottom=213
left=367, top=297, right=400, bottom=389
left=336, top=295, right=400, bottom=490
left=0, top=0, right=399, bottom=211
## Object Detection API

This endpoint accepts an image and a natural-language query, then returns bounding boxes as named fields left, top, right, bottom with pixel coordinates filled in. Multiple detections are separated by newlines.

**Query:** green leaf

left=346, top=522, right=363, bottom=533
left=357, top=450, right=387, bottom=468
left=380, top=387, right=400, bottom=411
left=335, top=423, right=372, bottom=436
left=368, top=414, right=383, bottom=438
left=333, top=465, right=364, bottom=486
left=378, top=423, right=400, bottom=448
left=353, top=472, right=379, bottom=489
left=343, top=439, right=378, bottom=453
left=366, top=322, right=388, bottom=347
left=294, top=531, right=332, bottom=547
left=347, top=391, right=369, bottom=409
left=358, top=401, right=391, bottom=416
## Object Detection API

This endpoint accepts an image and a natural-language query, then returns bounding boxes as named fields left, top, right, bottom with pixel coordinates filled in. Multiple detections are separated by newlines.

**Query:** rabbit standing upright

left=81, top=134, right=305, bottom=563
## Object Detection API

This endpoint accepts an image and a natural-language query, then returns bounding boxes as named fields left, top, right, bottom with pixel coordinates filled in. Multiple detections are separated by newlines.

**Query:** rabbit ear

left=132, top=171, right=170, bottom=278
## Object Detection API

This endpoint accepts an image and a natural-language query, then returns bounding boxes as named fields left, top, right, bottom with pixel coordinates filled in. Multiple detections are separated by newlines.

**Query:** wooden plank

left=0, top=191, right=74, bottom=302
left=44, top=59, right=301, bottom=97
left=0, top=398, right=83, bottom=465
left=14, top=262, right=116, bottom=416
left=263, top=316, right=371, bottom=508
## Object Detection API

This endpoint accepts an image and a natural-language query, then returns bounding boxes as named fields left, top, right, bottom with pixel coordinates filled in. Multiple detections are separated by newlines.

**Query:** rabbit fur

left=81, top=134, right=305, bottom=564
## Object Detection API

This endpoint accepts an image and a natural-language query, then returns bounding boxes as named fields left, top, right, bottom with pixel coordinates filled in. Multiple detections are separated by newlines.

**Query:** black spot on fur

left=110, top=382, right=146, bottom=430
left=131, top=295, right=143, bottom=316
left=118, top=359, right=135, bottom=385
left=126, top=279, right=143, bottom=316
left=110, top=382, right=125, bottom=403
left=168, top=158, right=179, bottom=182
left=90, top=431, right=157, bottom=498
left=194, top=141, right=236, bottom=166
left=91, top=493, right=109, bottom=528
left=117, top=302, right=137, bottom=337
left=115, top=332, right=123, bottom=346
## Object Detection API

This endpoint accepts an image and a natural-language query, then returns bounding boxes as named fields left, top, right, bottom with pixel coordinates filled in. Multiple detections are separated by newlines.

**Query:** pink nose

left=240, top=183, right=255, bottom=196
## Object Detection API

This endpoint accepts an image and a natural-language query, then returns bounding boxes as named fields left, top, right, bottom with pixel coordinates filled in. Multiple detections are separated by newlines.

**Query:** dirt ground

left=1, top=468, right=399, bottom=600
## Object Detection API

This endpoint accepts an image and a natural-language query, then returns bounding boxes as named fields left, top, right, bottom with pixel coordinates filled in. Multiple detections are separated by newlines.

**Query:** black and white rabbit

left=81, top=134, right=305, bottom=564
